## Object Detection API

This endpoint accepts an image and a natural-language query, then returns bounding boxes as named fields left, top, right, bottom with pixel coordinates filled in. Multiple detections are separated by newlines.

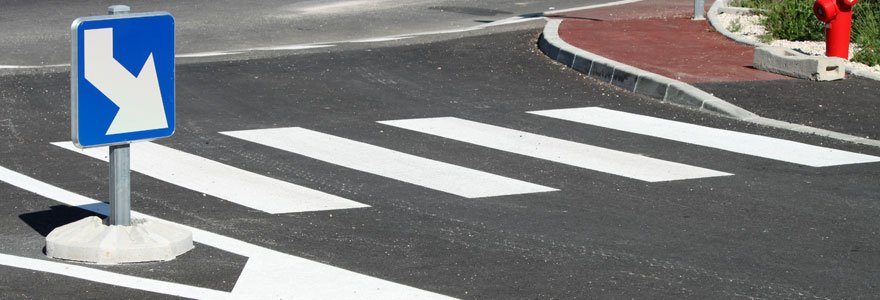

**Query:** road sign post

left=109, top=144, right=131, bottom=226
left=45, top=5, right=192, bottom=264
left=694, top=0, right=705, bottom=20
left=107, top=5, right=131, bottom=227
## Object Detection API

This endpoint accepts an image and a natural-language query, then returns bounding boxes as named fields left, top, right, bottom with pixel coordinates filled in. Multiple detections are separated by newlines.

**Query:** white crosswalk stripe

left=0, top=165, right=452, bottom=299
left=221, top=127, right=557, bottom=198
left=52, top=141, right=369, bottom=214
left=529, top=107, right=880, bottom=167
left=378, top=117, right=732, bottom=182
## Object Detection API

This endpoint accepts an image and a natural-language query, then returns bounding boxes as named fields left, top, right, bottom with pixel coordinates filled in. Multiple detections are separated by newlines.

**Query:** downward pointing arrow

left=84, top=28, right=168, bottom=135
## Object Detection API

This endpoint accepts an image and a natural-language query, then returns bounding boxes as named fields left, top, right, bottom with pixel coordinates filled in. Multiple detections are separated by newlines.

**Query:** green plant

left=761, top=0, right=825, bottom=41
left=853, top=0, right=880, bottom=66
left=729, top=0, right=766, bottom=8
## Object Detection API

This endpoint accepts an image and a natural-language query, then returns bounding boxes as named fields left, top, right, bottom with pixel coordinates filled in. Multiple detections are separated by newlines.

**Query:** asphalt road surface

left=1, top=0, right=613, bottom=66
left=2, top=5, right=880, bottom=299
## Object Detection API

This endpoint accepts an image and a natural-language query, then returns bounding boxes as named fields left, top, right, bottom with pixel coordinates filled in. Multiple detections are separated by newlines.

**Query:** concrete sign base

left=46, top=216, right=193, bottom=265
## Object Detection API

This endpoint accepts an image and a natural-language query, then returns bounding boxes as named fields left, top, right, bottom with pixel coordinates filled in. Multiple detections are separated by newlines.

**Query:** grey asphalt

left=1, top=0, right=606, bottom=66
left=1, top=24, right=880, bottom=298
left=697, top=78, right=880, bottom=140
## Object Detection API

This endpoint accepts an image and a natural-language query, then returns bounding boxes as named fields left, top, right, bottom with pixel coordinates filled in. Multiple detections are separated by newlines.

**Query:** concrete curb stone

left=539, top=18, right=880, bottom=147
left=539, top=19, right=758, bottom=119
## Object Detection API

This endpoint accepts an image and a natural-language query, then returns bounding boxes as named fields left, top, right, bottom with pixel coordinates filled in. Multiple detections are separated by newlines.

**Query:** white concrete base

left=46, top=216, right=193, bottom=265
left=753, top=46, right=846, bottom=81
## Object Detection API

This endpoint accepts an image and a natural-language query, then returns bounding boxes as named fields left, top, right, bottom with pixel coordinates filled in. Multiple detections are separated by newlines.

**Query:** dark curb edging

left=538, top=20, right=758, bottom=119
left=538, top=19, right=880, bottom=148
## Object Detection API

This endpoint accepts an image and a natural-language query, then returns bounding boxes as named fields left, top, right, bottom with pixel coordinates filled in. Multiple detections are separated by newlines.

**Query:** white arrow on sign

left=84, top=28, right=168, bottom=135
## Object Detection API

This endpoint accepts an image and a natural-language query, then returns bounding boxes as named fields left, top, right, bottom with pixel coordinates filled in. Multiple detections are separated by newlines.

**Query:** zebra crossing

left=378, top=117, right=731, bottom=182
left=529, top=107, right=880, bottom=167
left=5, top=106, right=880, bottom=298
left=47, top=107, right=880, bottom=216
left=52, top=141, right=369, bottom=214
left=220, top=127, right=557, bottom=198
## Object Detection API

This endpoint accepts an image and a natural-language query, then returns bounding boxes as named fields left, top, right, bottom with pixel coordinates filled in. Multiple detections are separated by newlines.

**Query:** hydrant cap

left=814, top=0, right=839, bottom=23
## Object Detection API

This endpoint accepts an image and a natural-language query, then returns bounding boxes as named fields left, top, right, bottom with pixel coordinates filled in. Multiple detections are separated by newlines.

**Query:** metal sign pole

left=694, top=0, right=705, bottom=20
left=107, top=4, right=131, bottom=226
left=109, top=144, right=131, bottom=225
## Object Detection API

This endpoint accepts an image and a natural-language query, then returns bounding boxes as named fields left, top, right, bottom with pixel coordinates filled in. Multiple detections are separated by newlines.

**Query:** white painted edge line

left=250, top=44, right=336, bottom=51
left=0, top=64, right=70, bottom=69
left=348, top=36, right=413, bottom=43
left=530, top=107, right=880, bottom=167
left=52, top=141, right=369, bottom=214
left=542, top=0, right=645, bottom=15
left=0, top=253, right=230, bottom=299
left=379, top=117, right=732, bottom=182
left=221, top=127, right=557, bottom=198
left=0, top=0, right=644, bottom=69
left=542, top=17, right=880, bottom=148
left=175, top=51, right=243, bottom=58
left=0, top=165, right=453, bottom=299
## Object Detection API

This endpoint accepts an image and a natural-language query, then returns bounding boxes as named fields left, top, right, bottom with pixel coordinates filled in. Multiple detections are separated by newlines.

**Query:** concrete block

left=556, top=49, right=575, bottom=67
left=571, top=56, right=593, bottom=74
left=718, top=6, right=757, bottom=15
left=753, top=46, right=846, bottom=81
left=611, top=68, right=638, bottom=91
left=664, top=83, right=705, bottom=108
left=634, top=76, right=669, bottom=100
left=537, top=36, right=552, bottom=55
left=589, top=62, right=615, bottom=83
left=538, top=36, right=560, bottom=62
left=46, top=216, right=193, bottom=265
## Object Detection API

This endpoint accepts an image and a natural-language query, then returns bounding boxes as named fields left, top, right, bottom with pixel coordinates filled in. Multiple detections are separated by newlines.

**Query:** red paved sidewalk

left=549, top=0, right=790, bottom=84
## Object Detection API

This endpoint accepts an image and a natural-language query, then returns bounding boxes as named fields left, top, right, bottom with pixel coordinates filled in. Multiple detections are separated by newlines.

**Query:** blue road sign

left=71, top=12, right=175, bottom=148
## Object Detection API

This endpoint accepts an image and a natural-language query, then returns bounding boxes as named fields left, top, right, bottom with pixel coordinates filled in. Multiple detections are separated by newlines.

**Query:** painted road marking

left=378, top=117, right=731, bottom=182
left=0, top=165, right=453, bottom=299
left=52, top=141, right=368, bottom=214
left=221, top=127, right=557, bottom=198
left=0, top=253, right=229, bottom=299
left=1, top=0, right=646, bottom=69
left=529, top=107, right=880, bottom=167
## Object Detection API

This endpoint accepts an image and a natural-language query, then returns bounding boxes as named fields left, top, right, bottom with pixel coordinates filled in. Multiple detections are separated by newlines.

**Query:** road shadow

left=19, top=204, right=106, bottom=237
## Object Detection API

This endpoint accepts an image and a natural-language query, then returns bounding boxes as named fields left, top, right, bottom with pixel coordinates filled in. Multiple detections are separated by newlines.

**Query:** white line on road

left=0, top=165, right=453, bottom=299
left=0, top=253, right=230, bottom=299
left=542, top=0, right=645, bottom=14
left=174, top=51, right=243, bottom=58
left=52, top=141, right=368, bottom=214
left=221, top=127, right=557, bottom=198
left=379, top=117, right=731, bottom=182
left=0, top=0, right=646, bottom=69
left=529, top=107, right=880, bottom=167
left=0, top=64, right=69, bottom=69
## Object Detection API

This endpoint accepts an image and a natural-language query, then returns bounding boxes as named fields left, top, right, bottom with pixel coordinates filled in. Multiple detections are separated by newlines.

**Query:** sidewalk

left=541, top=0, right=880, bottom=141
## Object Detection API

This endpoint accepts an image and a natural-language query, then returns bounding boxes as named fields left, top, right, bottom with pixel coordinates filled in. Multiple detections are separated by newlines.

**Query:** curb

left=538, top=18, right=880, bottom=147
left=538, top=19, right=757, bottom=119
left=707, top=0, right=880, bottom=82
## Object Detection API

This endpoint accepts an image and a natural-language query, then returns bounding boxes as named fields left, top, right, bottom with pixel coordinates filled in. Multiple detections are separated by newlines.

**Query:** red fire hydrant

left=813, top=0, right=858, bottom=59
